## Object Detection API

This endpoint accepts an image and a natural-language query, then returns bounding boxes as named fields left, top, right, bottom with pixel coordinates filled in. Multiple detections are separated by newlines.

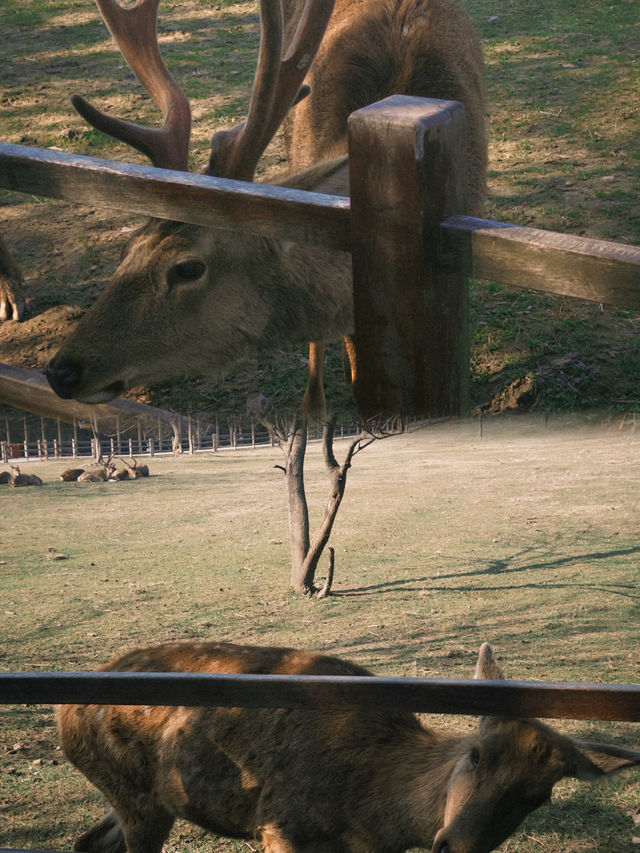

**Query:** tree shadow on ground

left=332, top=544, right=640, bottom=598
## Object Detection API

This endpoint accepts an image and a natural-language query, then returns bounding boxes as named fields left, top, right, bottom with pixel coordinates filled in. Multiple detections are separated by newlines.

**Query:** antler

left=207, top=0, right=336, bottom=181
left=72, top=0, right=191, bottom=171
left=73, top=0, right=334, bottom=180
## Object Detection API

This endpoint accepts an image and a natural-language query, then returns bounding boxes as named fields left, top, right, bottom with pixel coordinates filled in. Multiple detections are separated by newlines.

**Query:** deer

left=77, top=454, right=116, bottom=481
left=57, top=641, right=640, bottom=853
left=45, top=0, right=487, bottom=408
left=117, top=456, right=150, bottom=479
left=129, top=458, right=150, bottom=478
left=8, top=465, right=43, bottom=486
left=0, top=232, right=24, bottom=323
left=60, top=467, right=86, bottom=481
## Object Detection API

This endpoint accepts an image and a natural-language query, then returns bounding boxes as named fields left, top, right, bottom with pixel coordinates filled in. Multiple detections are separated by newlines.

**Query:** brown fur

left=77, top=455, right=115, bottom=482
left=57, top=642, right=639, bottom=853
left=60, top=468, right=86, bottom=481
left=46, top=0, right=487, bottom=404
left=0, top=232, right=24, bottom=322
left=283, top=0, right=487, bottom=213
left=9, top=465, right=42, bottom=486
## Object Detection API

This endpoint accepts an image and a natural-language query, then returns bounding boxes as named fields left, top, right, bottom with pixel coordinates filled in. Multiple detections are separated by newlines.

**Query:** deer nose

left=45, top=358, right=82, bottom=399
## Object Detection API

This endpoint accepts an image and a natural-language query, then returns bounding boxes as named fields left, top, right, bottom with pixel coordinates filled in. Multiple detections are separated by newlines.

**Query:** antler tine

left=72, top=0, right=191, bottom=171
left=207, top=0, right=335, bottom=181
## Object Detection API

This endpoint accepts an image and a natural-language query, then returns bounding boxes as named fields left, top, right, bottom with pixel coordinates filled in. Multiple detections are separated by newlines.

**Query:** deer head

left=45, top=0, right=338, bottom=403
left=431, top=643, right=640, bottom=853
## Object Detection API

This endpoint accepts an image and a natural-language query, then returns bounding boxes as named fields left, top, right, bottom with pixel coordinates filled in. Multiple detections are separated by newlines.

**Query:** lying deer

left=8, top=465, right=43, bottom=486
left=60, top=467, right=86, bottom=481
left=57, top=642, right=640, bottom=853
left=77, top=455, right=115, bottom=482
left=45, top=0, right=486, bottom=404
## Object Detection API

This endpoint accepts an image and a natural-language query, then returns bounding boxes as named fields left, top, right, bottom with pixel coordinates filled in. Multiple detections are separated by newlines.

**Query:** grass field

left=1, top=0, right=640, bottom=850
left=0, top=0, right=639, bottom=412
left=1, top=417, right=639, bottom=851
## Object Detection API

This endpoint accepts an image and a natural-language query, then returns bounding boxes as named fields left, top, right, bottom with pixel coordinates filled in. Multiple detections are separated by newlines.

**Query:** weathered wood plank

left=441, top=215, right=640, bottom=308
left=0, top=142, right=351, bottom=252
left=3, top=143, right=640, bottom=314
left=1, top=671, right=639, bottom=721
left=348, top=96, right=469, bottom=418
left=0, top=361, right=192, bottom=434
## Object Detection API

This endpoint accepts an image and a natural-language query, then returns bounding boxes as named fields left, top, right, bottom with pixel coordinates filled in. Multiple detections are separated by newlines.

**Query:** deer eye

left=469, top=748, right=480, bottom=767
left=168, top=259, right=206, bottom=287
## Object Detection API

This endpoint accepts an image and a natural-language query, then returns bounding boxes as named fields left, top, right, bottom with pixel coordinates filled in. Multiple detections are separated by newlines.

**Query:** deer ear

left=570, top=740, right=640, bottom=781
left=474, top=643, right=505, bottom=681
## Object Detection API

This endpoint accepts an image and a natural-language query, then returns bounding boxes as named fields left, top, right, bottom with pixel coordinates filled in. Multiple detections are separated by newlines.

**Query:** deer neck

left=366, top=728, right=470, bottom=851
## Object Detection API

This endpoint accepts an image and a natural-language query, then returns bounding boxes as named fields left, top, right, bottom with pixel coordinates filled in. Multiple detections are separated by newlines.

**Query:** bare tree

left=267, top=406, right=399, bottom=596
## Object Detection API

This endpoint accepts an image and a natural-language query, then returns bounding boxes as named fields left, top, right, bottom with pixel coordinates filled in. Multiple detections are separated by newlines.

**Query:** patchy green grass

left=1, top=420, right=640, bottom=851
left=1, top=0, right=640, bottom=415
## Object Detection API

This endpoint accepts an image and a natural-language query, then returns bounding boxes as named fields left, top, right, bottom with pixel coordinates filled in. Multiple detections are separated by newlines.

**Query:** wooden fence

left=0, top=410, right=358, bottom=463
left=2, top=96, right=640, bottom=416
left=1, top=96, right=640, bottom=851
left=0, top=669, right=639, bottom=853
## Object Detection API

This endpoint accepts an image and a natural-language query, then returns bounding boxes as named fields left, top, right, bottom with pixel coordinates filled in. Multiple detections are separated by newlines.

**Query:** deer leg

left=342, top=335, right=357, bottom=386
left=77, top=804, right=174, bottom=853
left=302, top=340, right=326, bottom=423
left=0, top=233, right=25, bottom=322
left=73, top=808, right=126, bottom=853
left=119, top=809, right=175, bottom=853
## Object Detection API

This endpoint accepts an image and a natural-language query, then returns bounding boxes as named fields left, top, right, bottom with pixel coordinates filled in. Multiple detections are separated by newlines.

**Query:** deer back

left=57, top=642, right=640, bottom=853
left=283, top=0, right=487, bottom=213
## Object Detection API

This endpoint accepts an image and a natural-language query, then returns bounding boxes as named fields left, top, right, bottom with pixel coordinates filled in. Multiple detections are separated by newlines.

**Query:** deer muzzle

left=45, top=357, right=126, bottom=403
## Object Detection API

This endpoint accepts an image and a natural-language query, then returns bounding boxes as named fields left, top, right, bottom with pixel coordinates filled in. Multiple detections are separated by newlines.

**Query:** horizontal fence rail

left=0, top=143, right=351, bottom=253
left=440, top=215, right=640, bottom=309
left=1, top=142, right=639, bottom=310
left=2, top=671, right=640, bottom=721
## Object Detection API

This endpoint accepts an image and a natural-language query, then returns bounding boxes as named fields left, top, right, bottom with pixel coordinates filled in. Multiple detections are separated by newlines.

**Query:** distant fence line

left=0, top=412, right=360, bottom=463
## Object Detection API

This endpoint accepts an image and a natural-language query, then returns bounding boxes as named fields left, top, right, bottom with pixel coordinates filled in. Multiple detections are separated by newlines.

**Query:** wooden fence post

left=348, top=96, right=470, bottom=418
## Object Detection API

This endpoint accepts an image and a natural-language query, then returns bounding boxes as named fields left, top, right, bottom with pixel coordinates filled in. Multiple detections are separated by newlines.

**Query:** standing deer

left=45, top=0, right=486, bottom=404
left=57, top=641, right=640, bottom=853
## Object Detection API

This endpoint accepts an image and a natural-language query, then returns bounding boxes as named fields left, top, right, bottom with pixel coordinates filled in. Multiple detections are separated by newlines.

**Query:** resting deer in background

left=77, top=454, right=115, bottom=481
left=45, top=0, right=486, bottom=405
left=8, top=464, right=43, bottom=486
left=57, top=641, right=640, bottom=853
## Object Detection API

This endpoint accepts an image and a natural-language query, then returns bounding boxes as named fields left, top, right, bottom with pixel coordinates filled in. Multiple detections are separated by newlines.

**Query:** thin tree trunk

left=284, top=415, right=312, bottom=594
left=297, top=416, right=366, bottom=594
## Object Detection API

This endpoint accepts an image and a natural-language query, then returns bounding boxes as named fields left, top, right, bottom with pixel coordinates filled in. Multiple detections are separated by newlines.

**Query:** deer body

left=57, top=642, right=639, bottom=853
left=8, top=465, right=43, bottom=486
left=46, top=0, right=486, bottom=404
left=60, top=468, right=86, bottom=481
